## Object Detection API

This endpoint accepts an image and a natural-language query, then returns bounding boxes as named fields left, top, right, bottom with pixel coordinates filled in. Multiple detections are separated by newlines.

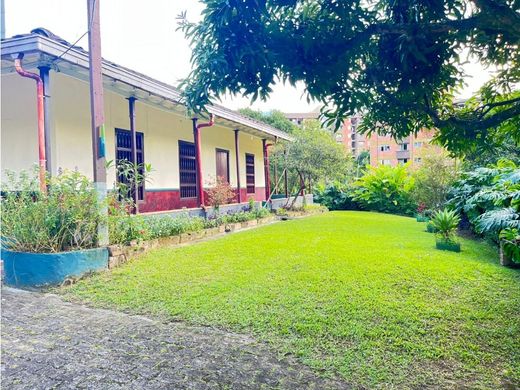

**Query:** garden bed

left=1, top=247, right=109, bottom=287
left=107, top=215, right=279, bottom=269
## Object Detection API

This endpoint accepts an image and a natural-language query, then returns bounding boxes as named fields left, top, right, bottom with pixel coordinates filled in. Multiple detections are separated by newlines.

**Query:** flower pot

left=1, top=247, right=109, bottom=287
left=435, top=239, right=461, bottom=252
left=499, top=241, right=513, bottom=267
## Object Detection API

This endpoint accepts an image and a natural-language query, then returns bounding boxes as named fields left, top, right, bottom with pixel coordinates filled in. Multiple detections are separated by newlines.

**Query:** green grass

left=62, top=211, right=520, bottom=389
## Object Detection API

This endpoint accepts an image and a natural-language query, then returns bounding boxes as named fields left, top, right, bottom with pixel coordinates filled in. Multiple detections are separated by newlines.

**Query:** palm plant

left=431, top=209, right=460, bottom=244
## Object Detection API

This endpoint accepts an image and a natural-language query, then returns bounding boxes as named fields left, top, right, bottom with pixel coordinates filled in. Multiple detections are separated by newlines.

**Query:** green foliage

left=499, top=228, right=520, bottom=263
left=108, top=213, right=151, bottom=245
left=238, top=108, right=298, bottom=134
left=64, top=212, right=520, bottom=389
left=449, top=161, right=520, bottom=236
left=1, top=169, right=102, bottom=253
left=271, top=126, right=351, bottom=207
left=145, top=214, right=205, bottom=239
left=314, top=182, right=359, bottom=211
left=247, top=196, right=255, bottom=211
left=353, top=164, right=416, bottom=215
left=431, top=209, right=461, bottom=243
left=179, top=1, right=520, bottom=156
left=411, top=153, right=459, bottom=212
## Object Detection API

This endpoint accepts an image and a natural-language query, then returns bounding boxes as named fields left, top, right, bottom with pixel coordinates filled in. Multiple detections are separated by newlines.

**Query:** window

left=379, top=159, right=391, bottom=165
left=414, top=141, right=423, bottom=148
left=399, top=143, right=409, bottom=151
left=398, top=158, right=409, bottom=165
left=414, top=157, right=422, bottom=163
left=115, top=129, right=144, bottom=201
left=380, top=145, right=390, bottom=152
left=245, top=153, right=255, bottom=194
left=179, top=141, right=197, bottom=198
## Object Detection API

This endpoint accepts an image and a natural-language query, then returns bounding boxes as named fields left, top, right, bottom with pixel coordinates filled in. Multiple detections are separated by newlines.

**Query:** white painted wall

left=1, top=71, right=266, bottom=192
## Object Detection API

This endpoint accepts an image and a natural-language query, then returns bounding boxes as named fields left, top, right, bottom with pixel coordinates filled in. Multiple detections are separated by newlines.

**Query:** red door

left=216, top=149, right=229, bottom=183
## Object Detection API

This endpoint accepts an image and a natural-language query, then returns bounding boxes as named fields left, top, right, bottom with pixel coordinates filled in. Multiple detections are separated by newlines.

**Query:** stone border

left=107, top=215, right=278, bottom=269
left=107, top=209, right=329, bottom=269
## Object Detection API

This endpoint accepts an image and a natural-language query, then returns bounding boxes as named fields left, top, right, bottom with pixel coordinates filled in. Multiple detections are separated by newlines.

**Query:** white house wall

left=1, top=71, right=267, bottom=210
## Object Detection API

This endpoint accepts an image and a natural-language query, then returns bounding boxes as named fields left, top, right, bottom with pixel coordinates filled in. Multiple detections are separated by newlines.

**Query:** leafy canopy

left=179, top=0, right=520, bottom=155
left=239, top=108, right=298, bottom=133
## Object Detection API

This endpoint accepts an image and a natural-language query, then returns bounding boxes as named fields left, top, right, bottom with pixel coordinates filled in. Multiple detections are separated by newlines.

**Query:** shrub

left=1, top=169, right=102, bottom=253
left=411, top=153, right=459, bottom=212
left=314, top=182, right=360, bottom=210
left=448, top=160, right=520, bottom=248
left=499, top=228, right=520, bottom=263
left=145, top=214, right=204, bottom=239
left=207, top=176, right=235, bottom=212
left=431, top=209, right=460, bottom=243
left=353, top=164, right=416, bottom=215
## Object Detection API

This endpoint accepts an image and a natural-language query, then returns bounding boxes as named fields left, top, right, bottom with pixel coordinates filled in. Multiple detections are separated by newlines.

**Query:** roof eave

left=1, top=35, right=292, bottom=141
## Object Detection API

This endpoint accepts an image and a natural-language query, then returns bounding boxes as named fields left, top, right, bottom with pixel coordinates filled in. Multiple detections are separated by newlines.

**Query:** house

left=1, top=29, right=292, bottom=213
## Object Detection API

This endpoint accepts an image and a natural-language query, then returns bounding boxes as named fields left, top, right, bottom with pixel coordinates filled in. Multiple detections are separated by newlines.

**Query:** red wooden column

left=234, top=129, right=242, bottom=203
left=262, top=139, right=271, bottom=201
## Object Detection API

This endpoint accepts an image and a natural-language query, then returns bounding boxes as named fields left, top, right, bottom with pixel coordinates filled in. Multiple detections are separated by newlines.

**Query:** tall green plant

left=1, top=169, right=102, bottom=253
left=431, top=209, right=460, bottom=243
left=353, top=164, right=416, bottom=215
left=411, top=153, right=459, bottom=212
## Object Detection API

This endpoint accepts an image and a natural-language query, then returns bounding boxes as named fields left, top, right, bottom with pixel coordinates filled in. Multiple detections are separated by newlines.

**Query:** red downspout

left=14, top=54, right=46, bottom=193
left=262, top=139, right=274, bottom=202
left=192, top=114, right=215, bottom=207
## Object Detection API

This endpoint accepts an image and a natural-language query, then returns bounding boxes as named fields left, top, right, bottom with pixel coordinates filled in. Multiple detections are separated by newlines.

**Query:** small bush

left=431, top=209, right=460, bottom=244
left=207, top=176, right=235, bottom=211
left=145, top=214, right=205, bottom=239
left=353, top=164, right=416, bottom=215
left=314, top=182, right=360, bottom=210
left=1, top=169, right=102, bottom=253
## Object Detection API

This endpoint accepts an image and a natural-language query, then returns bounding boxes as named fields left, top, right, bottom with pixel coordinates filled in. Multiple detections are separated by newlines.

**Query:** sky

left=4, top=0, right=492, bottom=114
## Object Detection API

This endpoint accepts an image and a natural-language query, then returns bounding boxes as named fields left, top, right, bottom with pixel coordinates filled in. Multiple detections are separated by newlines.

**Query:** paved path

left=1, top=288, right=348, bottom=389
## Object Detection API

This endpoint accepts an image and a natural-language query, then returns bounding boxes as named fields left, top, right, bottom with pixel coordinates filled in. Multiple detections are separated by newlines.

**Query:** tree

left=239, top=108, right=298, bottom=134
left=178, top=1, right=520, bottom=156
left=271, top=125, right=351, bottom=208
left=411, top=153, right=459, bottom=211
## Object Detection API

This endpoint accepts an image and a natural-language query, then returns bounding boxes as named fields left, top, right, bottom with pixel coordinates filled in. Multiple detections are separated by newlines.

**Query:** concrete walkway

left=1, top=288, right=348, bottom=389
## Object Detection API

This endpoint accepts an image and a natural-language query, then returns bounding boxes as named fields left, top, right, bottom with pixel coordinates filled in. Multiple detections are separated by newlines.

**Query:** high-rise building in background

left=285, top=108, right=443, bottom=167
left=339, top=117, right=442, bottom=167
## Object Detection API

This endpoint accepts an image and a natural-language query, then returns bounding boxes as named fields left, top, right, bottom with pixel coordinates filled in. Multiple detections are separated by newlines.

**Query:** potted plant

left=1, top=169, right=109, bottom=287
left=431, top=209, right=461, bottom=252
left=498, top=228, right=520, bottom=266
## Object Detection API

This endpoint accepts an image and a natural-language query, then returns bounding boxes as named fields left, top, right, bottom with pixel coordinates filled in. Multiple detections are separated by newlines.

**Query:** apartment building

left=369, top=128, right=441, bottom=167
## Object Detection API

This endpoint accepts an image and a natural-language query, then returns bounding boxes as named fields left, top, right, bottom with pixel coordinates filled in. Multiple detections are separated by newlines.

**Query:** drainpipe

left=192, top=114, right=215, bottom=207
left=262, top=139, right=274, bottom=202
left=14, top=53, right=46, bottom=193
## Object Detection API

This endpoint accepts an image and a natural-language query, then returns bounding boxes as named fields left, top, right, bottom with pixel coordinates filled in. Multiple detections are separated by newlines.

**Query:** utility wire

left=51, top=0, right=97, bottom=64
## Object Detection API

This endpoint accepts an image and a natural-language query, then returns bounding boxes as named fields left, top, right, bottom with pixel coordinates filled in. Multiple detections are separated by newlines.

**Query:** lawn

left=62, top=211, right=520, bottom=389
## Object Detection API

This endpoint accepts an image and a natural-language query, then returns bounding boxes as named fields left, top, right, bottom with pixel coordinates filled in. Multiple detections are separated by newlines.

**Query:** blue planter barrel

left=1, top=247, right=108, bottom=287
